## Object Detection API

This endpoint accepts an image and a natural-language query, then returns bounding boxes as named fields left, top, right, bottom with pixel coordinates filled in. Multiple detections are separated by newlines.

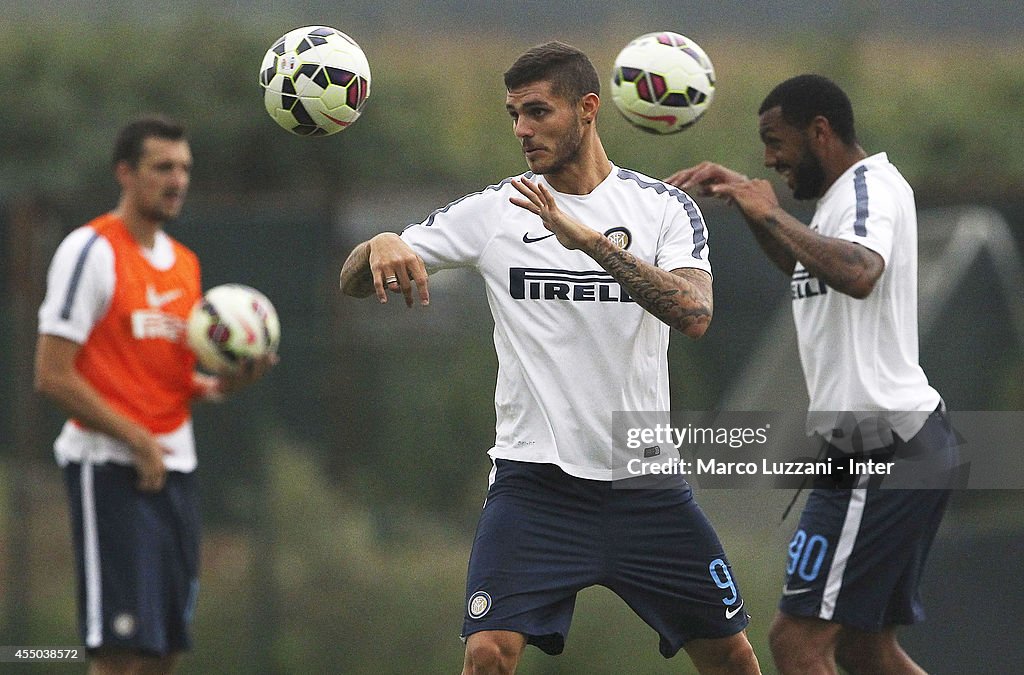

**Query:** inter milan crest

left=468, top=590, right=492, bottom=619
left=604, top=227, right=632, bottom=250
left=112, top=612, right=137, bottom=638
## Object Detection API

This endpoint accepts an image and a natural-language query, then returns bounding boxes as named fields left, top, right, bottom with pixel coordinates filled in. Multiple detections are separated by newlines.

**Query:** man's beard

left=533, top=119, right=584, bottom=176
left=791, top=148, right=827, bottom=200
left=139, top=192, right=184, bottom=223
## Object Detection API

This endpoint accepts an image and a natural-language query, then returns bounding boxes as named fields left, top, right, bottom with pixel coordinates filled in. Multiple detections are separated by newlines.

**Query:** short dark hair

left=759, top=74, right=857, bottom=145
left=112, top=115, right=187, bottom=168
left=504, top=41, right=600, bottom=103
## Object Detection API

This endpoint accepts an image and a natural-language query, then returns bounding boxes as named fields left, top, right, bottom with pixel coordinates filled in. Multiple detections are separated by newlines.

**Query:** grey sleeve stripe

left=59, top=231, right=102, bottom=321
left=853, top=165, right=869, bottom=237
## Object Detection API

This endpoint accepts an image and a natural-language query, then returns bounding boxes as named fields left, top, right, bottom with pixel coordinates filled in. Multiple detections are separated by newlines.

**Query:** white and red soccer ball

left=610, top=32, right=716, bottom=134
left=258, top=25, right=371, bottom=136
left=187, top=284, right=280, bottom=374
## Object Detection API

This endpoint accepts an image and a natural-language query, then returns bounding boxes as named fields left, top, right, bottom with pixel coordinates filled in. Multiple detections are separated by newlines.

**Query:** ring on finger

left=384, top=275, right=398, bottom=285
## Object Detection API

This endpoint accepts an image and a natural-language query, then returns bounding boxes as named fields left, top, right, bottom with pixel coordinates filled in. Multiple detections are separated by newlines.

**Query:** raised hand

left=509, top=178, right=599, bottom=251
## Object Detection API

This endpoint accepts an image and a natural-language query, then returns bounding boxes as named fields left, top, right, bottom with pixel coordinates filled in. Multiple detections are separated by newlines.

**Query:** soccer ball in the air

left=186, top=284, right=281, bottom=374
left=610, top=32, right=715, bottom=134
left=258, top=25, right=371, bottom=136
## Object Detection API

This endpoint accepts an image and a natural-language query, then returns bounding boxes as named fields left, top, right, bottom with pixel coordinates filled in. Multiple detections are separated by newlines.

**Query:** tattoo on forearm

left=766, top=213, right=878, bottom=295
left=594, top=240, right=711, bottom=333
left=752, top=215, right=796, bottom=273
left=340, top=242, right=376, bottom=297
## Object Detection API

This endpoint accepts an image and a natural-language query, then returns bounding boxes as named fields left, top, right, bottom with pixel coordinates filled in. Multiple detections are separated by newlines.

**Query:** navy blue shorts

left=64, top=462, right=201, bottom=656
left=779, top=408, right=955, bottom=630
left=461, top=460, right=749, bottom=657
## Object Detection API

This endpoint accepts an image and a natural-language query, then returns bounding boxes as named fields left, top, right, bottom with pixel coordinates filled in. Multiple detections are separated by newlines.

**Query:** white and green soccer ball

left=187, top=284, right=280, bottom=374
left=258, top=25, right=371, bottom=136
left=610, top=32, right=715, bottom=134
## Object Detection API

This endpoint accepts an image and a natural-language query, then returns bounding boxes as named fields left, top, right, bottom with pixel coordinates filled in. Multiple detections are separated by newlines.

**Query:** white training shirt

left=37, top=225, right=198, bottom=471
left=791, top=153, right=940, bottom=441
left=401, top=164, right=711, bottom=480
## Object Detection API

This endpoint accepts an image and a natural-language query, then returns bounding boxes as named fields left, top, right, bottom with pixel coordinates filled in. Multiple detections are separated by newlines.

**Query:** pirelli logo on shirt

left=791, top=267, right=828, bottom=300
left=509, top=268, right=635, bottom=302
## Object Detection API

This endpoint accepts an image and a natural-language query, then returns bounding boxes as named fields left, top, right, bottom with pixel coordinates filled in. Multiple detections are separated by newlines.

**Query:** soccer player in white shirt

left=341, top=42, right=760, bottom=674
left=668, top=74, right=956, bottom=675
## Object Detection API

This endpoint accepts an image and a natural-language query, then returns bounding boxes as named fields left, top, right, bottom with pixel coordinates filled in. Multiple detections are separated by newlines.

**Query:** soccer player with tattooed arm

left=667, top=74, right=957, bottom=675
left=341, top=41, right=760, bottom=675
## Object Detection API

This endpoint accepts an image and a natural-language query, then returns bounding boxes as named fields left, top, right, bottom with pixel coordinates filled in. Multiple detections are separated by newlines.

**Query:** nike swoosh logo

left=725, top=600, right=745, bottom=620
left=146, top=284, right=183, bottom=309
left=242, top=320, right=257, bottom=344
left=629, top=110, right=679, bottom=128
left=781, top=585, right=814, bottom=597
left=522, top=232, right=556, bottom=244
left=321, top=112, right=352, bottom=127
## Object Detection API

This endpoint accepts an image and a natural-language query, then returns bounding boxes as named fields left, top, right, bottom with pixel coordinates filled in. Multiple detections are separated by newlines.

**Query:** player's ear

left=113, top=160, right=133, bottom=188
left=809, top=115, right=832, bottom=144
left=580, top=92, right=600, bottom=124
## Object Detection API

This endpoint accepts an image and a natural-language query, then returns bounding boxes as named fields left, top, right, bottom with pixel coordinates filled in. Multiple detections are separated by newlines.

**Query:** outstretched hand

left=664, top=161, right=748, bottom=197
left=666, top=162, right=781, bottom=224
left=509, top=178, right=599, bottom=251
left=368, top=232, right=430, bottom=307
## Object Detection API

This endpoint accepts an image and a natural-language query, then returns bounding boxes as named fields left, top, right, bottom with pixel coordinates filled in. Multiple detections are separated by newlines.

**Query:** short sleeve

left=37, top=227, right=115, bottom=344
left=400, top=187, right=499, bottom=272
left=833, top=165, right=896, bottom=265
left=656, top=190, right=713, bottom=275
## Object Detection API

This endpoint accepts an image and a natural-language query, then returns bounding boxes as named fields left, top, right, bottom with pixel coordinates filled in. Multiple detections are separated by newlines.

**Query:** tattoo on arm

left=765, top=213, right=882, bottom=297
left=340, top=241, right=375, bottom=297
left=593, top=238, right=712, bottom=336
left=758, top=215, right=797, bottom=274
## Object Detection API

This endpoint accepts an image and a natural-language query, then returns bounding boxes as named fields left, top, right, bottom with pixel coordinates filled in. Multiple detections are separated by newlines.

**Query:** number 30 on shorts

left=786, top=529, right=829, bottom=582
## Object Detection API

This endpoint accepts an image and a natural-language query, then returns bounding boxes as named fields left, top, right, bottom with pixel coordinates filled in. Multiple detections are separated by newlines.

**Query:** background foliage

left=2, top=18, right=1023, bottom=201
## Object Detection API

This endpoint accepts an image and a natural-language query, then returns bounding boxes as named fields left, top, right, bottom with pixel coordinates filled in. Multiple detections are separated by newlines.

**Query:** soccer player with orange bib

left=35, top=116, right=273, bottom=674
